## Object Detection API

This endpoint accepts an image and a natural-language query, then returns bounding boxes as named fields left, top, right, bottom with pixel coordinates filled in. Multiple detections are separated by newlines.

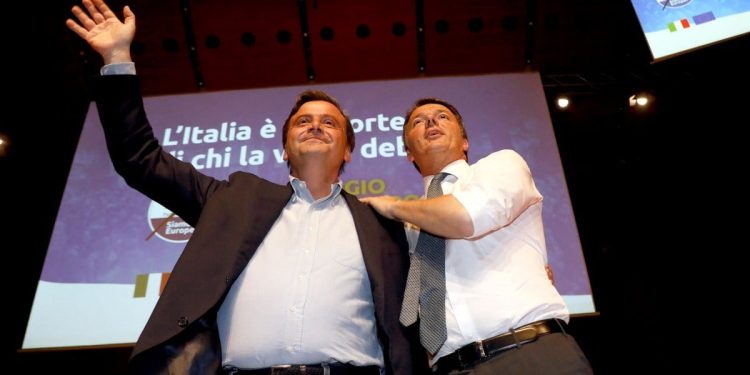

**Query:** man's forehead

left=296, top=100, right=343, bottom=116
left=411, top=103, right=452, bottom=118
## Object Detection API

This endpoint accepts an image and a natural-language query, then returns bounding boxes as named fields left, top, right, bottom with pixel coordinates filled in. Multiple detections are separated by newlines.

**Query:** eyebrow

left=294, top=113, right=342, bottom=124
left=411, top=109, right=450, bottom=121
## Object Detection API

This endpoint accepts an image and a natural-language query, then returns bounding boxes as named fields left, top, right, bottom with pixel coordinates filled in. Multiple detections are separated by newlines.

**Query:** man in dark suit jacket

left=67, top=1, right=423, bottom=374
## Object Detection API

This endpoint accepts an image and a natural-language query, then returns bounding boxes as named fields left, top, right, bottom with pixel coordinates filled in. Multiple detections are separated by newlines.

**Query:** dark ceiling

left=58, top=0, right=659, bottom=96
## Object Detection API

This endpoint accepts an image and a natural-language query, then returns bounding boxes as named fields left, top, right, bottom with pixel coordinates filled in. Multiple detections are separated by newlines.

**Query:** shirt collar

left=421, top=158, right=469, bottom=195
left=289, top=175, right=343, bottom=206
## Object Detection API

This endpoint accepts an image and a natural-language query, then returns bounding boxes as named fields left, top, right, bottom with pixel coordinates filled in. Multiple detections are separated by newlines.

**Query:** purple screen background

left=42, top=73, right=591, bottom=295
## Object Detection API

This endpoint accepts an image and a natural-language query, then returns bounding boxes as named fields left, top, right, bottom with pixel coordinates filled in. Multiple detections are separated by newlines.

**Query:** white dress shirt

left=217, top=178, right=384, bottom=369
left=407, top=150, right=569, bottom=364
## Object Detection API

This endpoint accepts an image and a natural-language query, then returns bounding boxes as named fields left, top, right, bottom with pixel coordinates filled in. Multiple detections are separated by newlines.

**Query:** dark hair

left=281, top=90, right=355, bottom=174
left=403, top=97, right=469, bottom=171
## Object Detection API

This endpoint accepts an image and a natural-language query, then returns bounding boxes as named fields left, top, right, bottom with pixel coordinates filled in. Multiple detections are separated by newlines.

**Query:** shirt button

left=177, top=316, right=189, bottom=328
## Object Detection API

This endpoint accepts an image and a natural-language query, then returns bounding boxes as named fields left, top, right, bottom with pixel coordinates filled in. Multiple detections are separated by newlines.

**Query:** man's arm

left=362, top=150, right=542, bottom=240
left=68, top=0, right=221, bottom=226
left=360, top=194, right=473, bottom=239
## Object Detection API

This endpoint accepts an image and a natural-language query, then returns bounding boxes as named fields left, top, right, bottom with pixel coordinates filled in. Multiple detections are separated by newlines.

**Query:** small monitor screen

left=630, top=0, right=750, bottom=61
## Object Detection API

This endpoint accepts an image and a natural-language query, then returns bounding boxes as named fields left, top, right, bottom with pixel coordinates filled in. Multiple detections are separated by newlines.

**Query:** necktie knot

left=427, top=172, right=450, bottom=198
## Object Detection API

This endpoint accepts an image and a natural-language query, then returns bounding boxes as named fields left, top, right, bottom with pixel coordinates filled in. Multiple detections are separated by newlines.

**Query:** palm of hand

left=86, top=19, right=133, bottom=55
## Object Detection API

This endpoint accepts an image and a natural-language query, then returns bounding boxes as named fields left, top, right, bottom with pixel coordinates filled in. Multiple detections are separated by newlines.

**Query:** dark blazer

left=95, top=75, right=423, bottom=375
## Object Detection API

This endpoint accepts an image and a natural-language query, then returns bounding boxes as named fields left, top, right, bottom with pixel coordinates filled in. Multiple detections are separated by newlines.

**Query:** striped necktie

left=399, top=172, right=450, bottom=354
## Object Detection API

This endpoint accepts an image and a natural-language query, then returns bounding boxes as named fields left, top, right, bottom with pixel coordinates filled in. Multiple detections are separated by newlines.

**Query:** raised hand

left=66, top=0, right=136, bottom=65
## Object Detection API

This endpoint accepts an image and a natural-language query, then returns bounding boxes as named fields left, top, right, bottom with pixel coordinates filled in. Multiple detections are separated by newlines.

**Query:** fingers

left=94, top=0, right=117, bottom=20
left=123, top=5, right=136, bottom=26
left=65, top=18, right=89, bottom=39
left=70, top=5, right=96, bottom=31
left=69, top=0, right=131, bottom=34
left=82, top=0, right=104, bottom=24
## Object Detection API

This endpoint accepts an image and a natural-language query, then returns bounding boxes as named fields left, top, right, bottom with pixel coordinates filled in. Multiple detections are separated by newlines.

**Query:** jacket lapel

left=343, top=192, right=385, bottom=315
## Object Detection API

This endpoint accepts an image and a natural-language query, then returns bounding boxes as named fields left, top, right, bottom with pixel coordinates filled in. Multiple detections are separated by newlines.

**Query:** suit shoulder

left=344, top=192, right=405, bottom=231
left=226, top=171, right=280, bottom=187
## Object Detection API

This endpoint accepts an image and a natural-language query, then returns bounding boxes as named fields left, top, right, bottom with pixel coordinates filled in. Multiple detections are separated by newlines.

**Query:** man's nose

left=425, top=116, right=438, bottom=127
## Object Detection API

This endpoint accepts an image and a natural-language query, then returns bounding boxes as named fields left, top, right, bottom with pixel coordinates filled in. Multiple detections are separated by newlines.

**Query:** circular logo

left=147, top=201, right=194, bottom=243
left=656, top=0, right=692, bottom=8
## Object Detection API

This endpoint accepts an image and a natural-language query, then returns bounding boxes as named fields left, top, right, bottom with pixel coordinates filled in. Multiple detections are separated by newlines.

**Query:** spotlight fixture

left=205, top=35, right=220, bottom=49
left=556, top=96, right=570, bottom=109
left=435, top=19, right=450, bottom=34
left=356, top=24, right=371, bottom=39
left=277, top=30, right=292, bottom=44
left=392, top=22, right=406, bottom=36
left=628, top=94, right=650, bottom=107
left=241, top=32, right=256, bottom=46
left=320, top=27, right=334, bottom=41
left=0, top=133, right=8, bottom=157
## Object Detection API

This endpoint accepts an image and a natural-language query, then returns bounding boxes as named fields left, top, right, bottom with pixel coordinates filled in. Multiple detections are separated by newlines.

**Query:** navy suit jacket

left=95, top=75, right=423, bottom=375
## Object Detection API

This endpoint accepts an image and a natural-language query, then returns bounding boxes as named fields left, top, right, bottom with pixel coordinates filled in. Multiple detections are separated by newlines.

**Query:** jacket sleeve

left=95, top=75, right=222, bottom=226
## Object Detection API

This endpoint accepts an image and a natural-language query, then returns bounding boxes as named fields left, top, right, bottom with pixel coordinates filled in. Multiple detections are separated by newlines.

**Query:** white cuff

left=100, top=62, right=136, bottom=76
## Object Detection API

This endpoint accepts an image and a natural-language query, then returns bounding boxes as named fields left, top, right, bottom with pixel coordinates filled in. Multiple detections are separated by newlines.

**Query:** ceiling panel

left=127, top=0, right=196, bottom=95
left=190, top=0, right=308, bottom=91
left=422, top=0, right=527, bottom=75
left=306, top=0, right=419, bottom=83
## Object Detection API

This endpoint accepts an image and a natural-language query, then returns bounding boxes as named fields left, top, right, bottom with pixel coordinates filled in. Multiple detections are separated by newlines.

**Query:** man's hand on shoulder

left=359, top=195, right=400, bottom=220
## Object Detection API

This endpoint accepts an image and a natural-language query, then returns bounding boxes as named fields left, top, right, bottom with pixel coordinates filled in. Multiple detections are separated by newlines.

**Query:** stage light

left=556, top=96, right=570, bottom=109
left=629, top=94, right=650, bottom=107
left=0, top=133, right=8, bottom=157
